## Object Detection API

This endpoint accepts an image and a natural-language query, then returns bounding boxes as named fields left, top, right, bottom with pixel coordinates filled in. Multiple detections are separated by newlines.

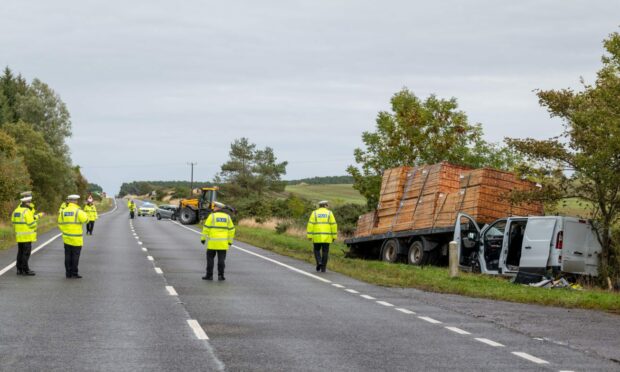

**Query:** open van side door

left=519, top=217, right=557, bottom=274
left=454, top=213, right=482, bottom=272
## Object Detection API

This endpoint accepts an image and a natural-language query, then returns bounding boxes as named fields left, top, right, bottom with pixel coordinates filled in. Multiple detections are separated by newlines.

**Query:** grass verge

left=235, top=226, right=620, bottom=313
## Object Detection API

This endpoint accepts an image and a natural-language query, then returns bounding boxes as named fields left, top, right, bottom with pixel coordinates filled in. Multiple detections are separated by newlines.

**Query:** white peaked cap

left=20, top=196, right=32, bottom=202
left=20, top=191, right=33, bottom=196
left=213, top=201, right=225, bottom=208
left=67, top=194, right=80, bottom=200
left=318, top=200, right=329, bottom=205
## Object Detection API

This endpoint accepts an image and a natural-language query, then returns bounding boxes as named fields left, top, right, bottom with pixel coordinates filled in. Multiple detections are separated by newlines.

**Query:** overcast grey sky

left=1, top=1, right=618, bottom=194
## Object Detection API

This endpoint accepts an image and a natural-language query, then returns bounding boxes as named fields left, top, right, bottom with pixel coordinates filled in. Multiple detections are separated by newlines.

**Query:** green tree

left=0, top=129, right=31, bottom=216
left=347, top=88, right=518, bottom=208
left=0, top=67, right=28, bottom=125
left=506, top=31, right=620, bottom=285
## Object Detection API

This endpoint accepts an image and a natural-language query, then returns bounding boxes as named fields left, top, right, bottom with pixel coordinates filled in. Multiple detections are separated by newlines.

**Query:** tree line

left=0, top=67, right=87, bottom=217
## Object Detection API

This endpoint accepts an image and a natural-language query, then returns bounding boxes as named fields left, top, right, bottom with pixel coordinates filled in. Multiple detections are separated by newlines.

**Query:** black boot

left=218, top=274, right=225, bottom=281
left=202, top=275, right=213, bottom=280
left=23, top=270, right=36, bottom=276
left=16, top=269, right=23, bottom=275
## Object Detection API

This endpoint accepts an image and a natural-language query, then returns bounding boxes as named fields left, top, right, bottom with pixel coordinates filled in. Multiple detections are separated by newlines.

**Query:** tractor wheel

left=179, top=207, right=197, bottom=225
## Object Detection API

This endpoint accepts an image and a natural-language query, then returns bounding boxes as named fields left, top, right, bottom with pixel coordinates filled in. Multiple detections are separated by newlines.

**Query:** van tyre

left=407, top=241, right=427, bottom=265
left=381, top=239, right=399, bottom=263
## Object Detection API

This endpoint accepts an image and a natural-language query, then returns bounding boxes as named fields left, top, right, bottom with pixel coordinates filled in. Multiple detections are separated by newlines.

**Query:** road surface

left=0, top=200, right=618, bottom=371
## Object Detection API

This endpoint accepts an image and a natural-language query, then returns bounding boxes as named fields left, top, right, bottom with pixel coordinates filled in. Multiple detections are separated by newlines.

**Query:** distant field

left=285, top=184, right=365, bottom=205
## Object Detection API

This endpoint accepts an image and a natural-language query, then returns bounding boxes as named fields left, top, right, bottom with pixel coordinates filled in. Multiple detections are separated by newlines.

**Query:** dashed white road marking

left=147, top=256, right=154, bottom=261
left=174, top=220, right=333, bottom=284
left=512, top=352, right=548, bottom=364
left=0, top=233, right=62, bottom=277
left=376, top=301, right=394, bottom=307
left=360, top=294, right=376, bottom=300
left=395, top=308, right=415, bottom=315
left=142, top=247, right=147, bottom=252
left=418, top=316, right=442, bottom=324
left=331, top=284, right=345, bottom=288
left=345, top=289, right=359, bottom=294
left=187, top=319, right=209, bottom=340
left=166, top=286, right=178, bottom=296
left=445, top=326, right=471, bottom=335
left=138, top=242, right=143, bottom=245
left=154, top=267, right=163, bottom=274
left=475, top=338, right=504, bottom=347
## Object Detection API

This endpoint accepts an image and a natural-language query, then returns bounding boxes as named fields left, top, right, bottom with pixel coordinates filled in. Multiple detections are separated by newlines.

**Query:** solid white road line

left=166, top=286, right=178, bottom=296
left=475, top=338, right=504, bottom=347
left=154, top=267, right=163, bottom=274
left=418, top=316, right=442, bottom=324
left=331, top=284, right=345, bottom=288
left=395, top=308, right=415, bottom=315
left=173, top=221, right=333, bottom=284
left=445, top=326, right=471, bottom=335
left=511, top=352, right=549, bottom=364
left=0, top=233, right=62, bottom=277
left=360, top=294, right=376, bottom=300
left=187, top=319, right=209, bottom=340
left=376, top=301, right=394, bottom=307
left=147, top=256, right=154, bottom=261
left=345, top=289, right=359, bottom=294
left=142, top=247, right=148, bottom=252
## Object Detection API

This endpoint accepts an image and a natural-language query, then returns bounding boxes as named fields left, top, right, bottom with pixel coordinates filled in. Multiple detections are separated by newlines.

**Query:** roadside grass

left=285, top=184, right=365, bottom=205
left=235, top=226, right=620, bottom=313
left=0, top=198, right=113, bottom=251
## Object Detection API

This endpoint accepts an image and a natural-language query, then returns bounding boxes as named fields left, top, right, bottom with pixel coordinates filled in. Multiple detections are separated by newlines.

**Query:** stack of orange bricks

left=353, top=162, right=544, bottom=238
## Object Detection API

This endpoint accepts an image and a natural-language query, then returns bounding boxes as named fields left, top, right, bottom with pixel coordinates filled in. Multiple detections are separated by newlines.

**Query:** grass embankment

left=235, top=226, right=620, bottom=313
left=285, top=184, right=365, bottom=205
left=0, top=198, right=113, bottom=251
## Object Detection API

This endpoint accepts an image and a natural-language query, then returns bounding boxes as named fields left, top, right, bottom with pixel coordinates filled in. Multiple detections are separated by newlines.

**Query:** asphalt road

left=0, top=200, right=618, bottom=371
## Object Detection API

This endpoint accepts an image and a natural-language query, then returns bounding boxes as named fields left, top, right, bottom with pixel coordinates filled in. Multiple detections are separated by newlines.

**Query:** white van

left=454, top=213, right=601, bottom=277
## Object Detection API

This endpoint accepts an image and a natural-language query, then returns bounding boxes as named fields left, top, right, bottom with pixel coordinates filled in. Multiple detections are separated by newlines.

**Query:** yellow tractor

left=176, top=186, right=220, bottom=225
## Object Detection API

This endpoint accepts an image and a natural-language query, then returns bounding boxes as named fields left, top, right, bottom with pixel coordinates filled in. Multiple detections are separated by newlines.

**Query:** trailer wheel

left=381, top=239, right=399, bottom=263
left=407, top=241, right=427, bottom=265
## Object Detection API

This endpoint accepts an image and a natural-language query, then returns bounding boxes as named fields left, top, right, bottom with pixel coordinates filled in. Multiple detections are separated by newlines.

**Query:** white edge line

left=142, top=247, right=147, bottom=251
left=376, top=301, right=394, bottom=307
left=396, top=307, right=415, bottom=315
left=187, top=319, right=209, bottom=340
left=166, top=286, right=178, bottom=296
left=360, top=294, right=376, bottom=300
left=511, top=352, right=548, bottom=364
left=345, top=289, right=359, bottom=294
left=418, top=316, right=442, bottom=324
left=0, top=233, right=62, bottom=277
left=332, top=283, right=344, bottom=288
left=154, top=267, right=163, bottom=274
left=445, top=326, right=470, bottom=335
left=172, top=221, right=332, bottom=284
left=475, top=338, right=505, bottom=347
left=147, top=256, right=154, bottom=261
left=138, top=242, right=143, bottom=245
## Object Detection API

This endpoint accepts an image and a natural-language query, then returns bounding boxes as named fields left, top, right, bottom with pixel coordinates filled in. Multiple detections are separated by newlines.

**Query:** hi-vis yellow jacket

left=201, top=211, right=235, bottom=250
left=128, top=201, right=136, bottom=211
left=58, top=202, right=89, bottom=246
left=84, top=204, right=98, bottom=221
left=307, top=207, right=338, bottom=243
left=11, top=206, right=41, bottom=243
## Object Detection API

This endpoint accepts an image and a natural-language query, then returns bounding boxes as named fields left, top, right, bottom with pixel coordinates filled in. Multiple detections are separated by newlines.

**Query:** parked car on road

left=138, top=202, right=157, bottom=217
left=156, top=204, right=178, bottom=220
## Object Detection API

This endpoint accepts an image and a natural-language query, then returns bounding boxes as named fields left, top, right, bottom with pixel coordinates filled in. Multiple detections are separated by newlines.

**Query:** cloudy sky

left=1, top=1, right=618, bottom=194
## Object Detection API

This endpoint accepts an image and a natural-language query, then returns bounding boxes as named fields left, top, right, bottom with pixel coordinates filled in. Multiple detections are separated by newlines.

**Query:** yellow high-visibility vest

left=307, top=208, right=338, bottom=243
left=57, top=203, right=89, bottom=246
left=84, top=204, right=98, bottom=221
left=201, top=212, right=235, bottom=250
left=11, top=206, right=40, bottom=243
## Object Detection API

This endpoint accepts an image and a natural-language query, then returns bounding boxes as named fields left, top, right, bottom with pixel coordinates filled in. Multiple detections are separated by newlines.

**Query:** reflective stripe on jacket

left=12, top=206, right=40, bottom=243
left=57, top=203, right=89, bottom=246
left=84, top=204, right=98, bottom=221
left=201, top=211, right=235, bottom=250
left=307, top=207, right=338, bottom=243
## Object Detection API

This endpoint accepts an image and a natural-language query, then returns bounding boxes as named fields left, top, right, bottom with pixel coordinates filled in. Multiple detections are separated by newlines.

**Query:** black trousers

left=313, top=243, right=330, bottom=268
left=16, top=242, right=32, bottom=272
left=64, top=244, right=82, bottom=277
left=86, top=221, right=95, bottom=235
left=129, top=211, right=135, bottom=219
left=206, top=250, right=227, bottom=276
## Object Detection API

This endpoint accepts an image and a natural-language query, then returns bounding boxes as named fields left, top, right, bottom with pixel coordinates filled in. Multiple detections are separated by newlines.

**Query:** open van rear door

left=519, top=217, right=557, bottom=273
left=454, top=213, right=481, bottom=272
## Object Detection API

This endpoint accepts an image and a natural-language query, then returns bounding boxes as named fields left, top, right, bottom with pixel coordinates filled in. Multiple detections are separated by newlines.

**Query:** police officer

left=128, top=199, right=136, bottom=219
left=84, top=198, right=98, bottom=235
left=58, top=195, right=89, bottom=278
left=307, top=200, right=338, bottom=272
left=11, top=195, right=44, bottom=275
left=200, top=202, right=235, bottom=281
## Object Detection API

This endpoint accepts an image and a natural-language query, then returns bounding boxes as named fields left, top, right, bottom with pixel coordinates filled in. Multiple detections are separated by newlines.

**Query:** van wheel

left=156, top=214, right=161, bottom=220
left=381, top=239, right=399, bottom=263
left=407, top=241, right=427, bottom=265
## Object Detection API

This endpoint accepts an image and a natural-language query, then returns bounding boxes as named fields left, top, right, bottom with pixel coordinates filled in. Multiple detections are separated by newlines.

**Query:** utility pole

left=187, top=162, right=197, bottom=197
